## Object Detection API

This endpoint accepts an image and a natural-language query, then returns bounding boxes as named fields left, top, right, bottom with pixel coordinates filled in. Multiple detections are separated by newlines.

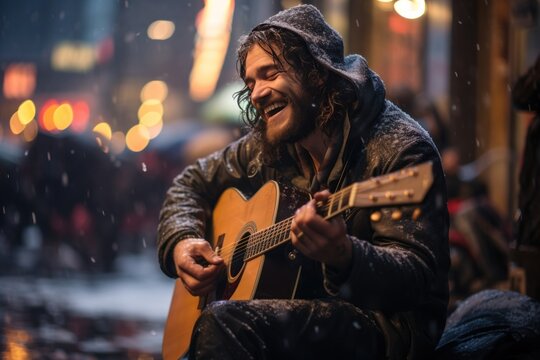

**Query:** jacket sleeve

left=157, top=134, right=263, bottom=278
left=323, top=139, right=450, bottom=313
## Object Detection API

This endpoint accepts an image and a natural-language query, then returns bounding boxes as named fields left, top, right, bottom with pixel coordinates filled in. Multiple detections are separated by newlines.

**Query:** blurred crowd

left=389, top=85, right=513, bottom=310
left=0, top=122, right=239, bottom=276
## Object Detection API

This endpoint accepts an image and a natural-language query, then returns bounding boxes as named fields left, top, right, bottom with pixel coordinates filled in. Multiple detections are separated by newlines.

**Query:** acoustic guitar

left=162, top=161, right=434, bottom=359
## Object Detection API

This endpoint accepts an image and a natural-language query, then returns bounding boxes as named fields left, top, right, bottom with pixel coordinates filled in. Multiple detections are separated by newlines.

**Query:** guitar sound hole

left=230, top=232, right=249, bottom=278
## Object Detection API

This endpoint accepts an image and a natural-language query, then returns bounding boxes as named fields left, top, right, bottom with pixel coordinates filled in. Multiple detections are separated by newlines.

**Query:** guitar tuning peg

left=391, top=210, right=402, bottom=221
left=385, top=191, right=396, bottom=200
left=403, top=189, right=415, bottom=198
left=370, top=211, right=382, bottom=222
left=412, top=208, right=422, bottom=221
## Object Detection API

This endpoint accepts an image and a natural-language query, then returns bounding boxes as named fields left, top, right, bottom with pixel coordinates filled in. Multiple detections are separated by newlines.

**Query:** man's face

left=244, top=43, right=316, bottom=145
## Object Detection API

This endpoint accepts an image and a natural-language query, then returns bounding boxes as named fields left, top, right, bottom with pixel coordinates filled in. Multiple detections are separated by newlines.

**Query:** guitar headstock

left=350, top=161, right=433, bottom=208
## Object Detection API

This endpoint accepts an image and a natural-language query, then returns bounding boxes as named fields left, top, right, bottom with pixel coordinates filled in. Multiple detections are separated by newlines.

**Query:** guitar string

left=214, top=169, right=420, bottom=263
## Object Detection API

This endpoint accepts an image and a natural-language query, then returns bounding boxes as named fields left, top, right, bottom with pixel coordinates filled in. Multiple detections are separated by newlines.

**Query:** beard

left=265, top=110, right=315, bottom=145
left=254, top=98, right=319, bottom=165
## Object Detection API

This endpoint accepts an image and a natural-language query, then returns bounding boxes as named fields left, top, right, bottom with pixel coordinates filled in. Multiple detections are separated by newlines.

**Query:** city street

left=1, top=251, right=173, bottom=359
left=1, top=0, right=539, bottom=359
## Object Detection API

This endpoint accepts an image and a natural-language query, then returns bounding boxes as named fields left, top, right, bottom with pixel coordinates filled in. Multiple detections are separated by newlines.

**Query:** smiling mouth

left=264, top=101, right=287, bottom=119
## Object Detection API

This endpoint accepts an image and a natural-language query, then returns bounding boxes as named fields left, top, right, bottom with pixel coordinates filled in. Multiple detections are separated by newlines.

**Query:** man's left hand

left=290, top=190, right=352, bottom=272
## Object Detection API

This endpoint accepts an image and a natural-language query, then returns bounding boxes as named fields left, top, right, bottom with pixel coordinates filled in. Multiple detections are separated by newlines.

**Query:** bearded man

left=158, top=4, right=449, bottom=359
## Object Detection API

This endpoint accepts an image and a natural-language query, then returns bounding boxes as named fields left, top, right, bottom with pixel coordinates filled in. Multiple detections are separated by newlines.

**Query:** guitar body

left=162, top=181, right=323, bottom=360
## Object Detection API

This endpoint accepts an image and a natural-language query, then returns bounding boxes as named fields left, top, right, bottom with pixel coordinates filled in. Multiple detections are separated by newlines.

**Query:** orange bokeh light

left=39, top=100, right=59, bottom=132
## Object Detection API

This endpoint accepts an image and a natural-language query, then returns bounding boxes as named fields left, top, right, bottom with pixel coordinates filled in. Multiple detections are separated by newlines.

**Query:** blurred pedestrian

left=513, top=54, right=540, bottom=249
left=511, top=53, right=540, bottom=300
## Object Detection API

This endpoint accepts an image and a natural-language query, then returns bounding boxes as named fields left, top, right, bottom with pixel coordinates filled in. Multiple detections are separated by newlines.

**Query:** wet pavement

left=0, top=252, right=173, bottom=359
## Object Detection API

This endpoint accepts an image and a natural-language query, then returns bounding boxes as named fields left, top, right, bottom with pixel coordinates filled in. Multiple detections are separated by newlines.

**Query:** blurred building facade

left=344, top=0, right=539, bottom=222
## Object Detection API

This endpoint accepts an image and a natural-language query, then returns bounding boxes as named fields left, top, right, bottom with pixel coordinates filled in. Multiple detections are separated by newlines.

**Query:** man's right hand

left=173, top=238, right=224, bottom=296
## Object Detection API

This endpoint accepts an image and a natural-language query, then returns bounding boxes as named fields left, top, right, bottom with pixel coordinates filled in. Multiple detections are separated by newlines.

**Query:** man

left=158, top=4, right=449, bottom=359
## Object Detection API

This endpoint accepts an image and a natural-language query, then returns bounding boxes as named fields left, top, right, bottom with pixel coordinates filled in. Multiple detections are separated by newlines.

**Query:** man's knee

left=196, top=300, right=233, bottom=329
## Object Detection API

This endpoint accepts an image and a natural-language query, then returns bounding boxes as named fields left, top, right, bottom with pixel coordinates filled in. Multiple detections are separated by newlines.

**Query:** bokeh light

left=17, top=99, right=36, bottom=125
left=71, top=101, right=90, bottom=133
left=53, top=103, right=74, bottom=131
left=147, top=20, right=175, bottom=40
left=189, top=0, right=235, bottom=101
left=51, top=41, right=96, bottom=72
left=125, top=124, right=150, bottom=152
left=92, top=122, right=112, bottom=140
left=3, top=63, right=36, bottom=99
left=140, top=112, right=163, bottom=140
left=138, top=99, right=163, bottom=120
left=22, top=120, right=38, bottom=142
left=39, top=100, right=59, bottom=132
left=394, top=0, right=426, bottom=19
left=9, top=112, right=25, bottom=135
left=144, top=120, right=163, bottom=140
left=140, top=80, right=168, bottom=102
left=140, top=111, right=162, bottom=128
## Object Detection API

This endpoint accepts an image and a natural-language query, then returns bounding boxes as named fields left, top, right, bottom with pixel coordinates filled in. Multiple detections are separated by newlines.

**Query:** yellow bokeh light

left=140, top=80, right=168, bottom=102
left=140, top=111, right=162, bottom=127
left=394, top=0, right=426, bottom=19
left=111, top=131, right=126, bottom=154
left=138, top=99, right=163, bottom=120
left=92, top=122, right=112, bottom=140
left=53, top=103, right=74, bottom=131
left=17, top=99, right=36, bottom=125
left=190, top=48, right=227, bottom=101
left=125, top=124, right=150, bottom=152
left=144, top=119, right=163, bottom=140
left=140, top=111, right=163, bottom=139
left=10, top=112, right=25, bottom=135
left=189, top=0, right=234, bottom=101
left=147, top=20, right=175, bottom=40
left=23, top=120, right=38, bottom=142
left=51, top=41, right=96, bottom=72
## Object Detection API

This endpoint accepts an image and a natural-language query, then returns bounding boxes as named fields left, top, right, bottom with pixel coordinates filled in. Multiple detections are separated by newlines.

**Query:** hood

left=252, top=4, right=386, bottom=139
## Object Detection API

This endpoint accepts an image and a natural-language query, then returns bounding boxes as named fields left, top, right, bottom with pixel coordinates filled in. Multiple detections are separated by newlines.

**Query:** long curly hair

left=235, top=27, right=356, bottom=164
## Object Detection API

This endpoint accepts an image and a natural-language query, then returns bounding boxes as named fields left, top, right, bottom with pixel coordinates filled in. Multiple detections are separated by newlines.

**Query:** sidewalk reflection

left=1, top=252, right=172, bottom=359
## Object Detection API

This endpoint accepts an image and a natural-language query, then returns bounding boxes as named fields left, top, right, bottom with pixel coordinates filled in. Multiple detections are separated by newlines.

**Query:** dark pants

left=188, top=298, right=386, bottom=360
